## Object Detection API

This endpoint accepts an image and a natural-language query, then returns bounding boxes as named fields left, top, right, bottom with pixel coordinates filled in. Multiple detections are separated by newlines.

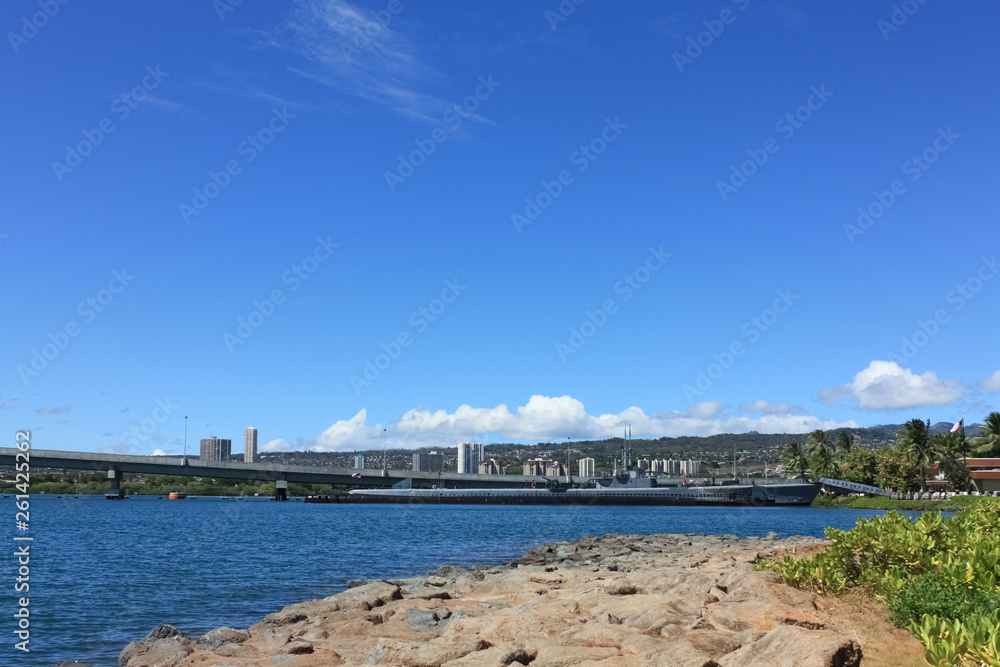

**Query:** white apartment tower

left=244, top=427, right=258, bottom=463
left=457, top=442, right=484, bottom=474
left=578, top=457, right=595, bottom=478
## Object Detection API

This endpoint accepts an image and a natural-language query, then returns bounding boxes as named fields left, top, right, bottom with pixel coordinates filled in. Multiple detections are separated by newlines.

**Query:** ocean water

left=0, top=495, right=930, bottom=667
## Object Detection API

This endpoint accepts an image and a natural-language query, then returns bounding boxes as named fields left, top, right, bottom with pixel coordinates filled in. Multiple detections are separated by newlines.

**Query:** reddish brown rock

left=118, top=533, right=869, bottom=667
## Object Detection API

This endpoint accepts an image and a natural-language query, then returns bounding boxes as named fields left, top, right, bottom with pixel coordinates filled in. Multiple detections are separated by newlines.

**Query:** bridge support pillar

left=105, top=469, right=125, bottom=500
left=274, top=479, right=288, bottom=502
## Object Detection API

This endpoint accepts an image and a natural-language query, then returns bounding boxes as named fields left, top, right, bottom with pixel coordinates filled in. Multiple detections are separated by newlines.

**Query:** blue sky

left=2, top=0, right=998, bottom=455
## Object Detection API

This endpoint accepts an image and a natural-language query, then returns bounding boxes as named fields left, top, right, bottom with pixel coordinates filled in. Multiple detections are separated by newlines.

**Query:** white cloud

left=818, top=360, right=964, bottom=411
left=152, top=449, right=166, bottom=456
left=978, top=371, right=1000, bottom=393
left=0, top=399, right=14, bottom=410
left=738, top=400, right=807, bottom=416
left=260, top=395, right=857, bottom=452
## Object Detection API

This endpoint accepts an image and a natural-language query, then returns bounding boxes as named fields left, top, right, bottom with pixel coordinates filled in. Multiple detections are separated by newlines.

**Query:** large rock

left=118, top=534, right=869, bottom=667
left=717, top=624, right=862, bottom=667
left=117, top=626, right=192, bottom=667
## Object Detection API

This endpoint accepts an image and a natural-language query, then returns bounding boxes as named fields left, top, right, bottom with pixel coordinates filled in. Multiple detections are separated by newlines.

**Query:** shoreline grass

left=811, top=493, right=989, bottom=512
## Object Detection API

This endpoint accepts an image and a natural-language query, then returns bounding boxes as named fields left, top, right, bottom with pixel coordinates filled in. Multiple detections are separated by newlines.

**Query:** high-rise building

left=457, top=442, right=484, bottom=474
left=244, top=427, right=257, bottom=463
left=413, top=451, right=444, bottom=473
left=578, top=457, right=595, bottom=477
left=200, top=437, right=231, bottom=462
left=354, top=455, right=365, bottom=469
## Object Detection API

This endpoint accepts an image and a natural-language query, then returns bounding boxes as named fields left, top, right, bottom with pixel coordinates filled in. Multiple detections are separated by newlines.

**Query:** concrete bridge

left=0, top=448, right=553, bottom=500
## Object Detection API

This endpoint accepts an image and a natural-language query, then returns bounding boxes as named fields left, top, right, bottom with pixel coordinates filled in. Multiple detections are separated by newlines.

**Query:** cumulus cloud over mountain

left=261, top=395, right=856, bottom=452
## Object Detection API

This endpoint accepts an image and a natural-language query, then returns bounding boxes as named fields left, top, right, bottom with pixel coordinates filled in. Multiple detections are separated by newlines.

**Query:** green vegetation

left=780, top=410, right=998, bottom=494
left=780, top=440, right=809, bottom=479
left=898, top=419, right=934, bottom=492
left=812, top=494, right=988, bottom=512
left=759, top=499, right=1000, bottom=666
left=975, top=412, right=1000, bottom=456
left=0, top=472, right=341, bottom=497
left=0, top=473, right=109, bottom=495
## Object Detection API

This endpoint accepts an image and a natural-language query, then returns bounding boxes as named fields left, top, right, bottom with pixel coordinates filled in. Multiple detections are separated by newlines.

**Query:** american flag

left=950, top=419, right=964, bottom=433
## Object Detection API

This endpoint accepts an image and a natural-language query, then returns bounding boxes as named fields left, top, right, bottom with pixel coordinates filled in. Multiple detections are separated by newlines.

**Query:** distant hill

left=257, top=422, right=985, bottom=476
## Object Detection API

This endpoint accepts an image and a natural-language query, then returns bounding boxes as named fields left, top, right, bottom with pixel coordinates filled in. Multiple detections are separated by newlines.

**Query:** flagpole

left=961, top=420, right=969, bottom=493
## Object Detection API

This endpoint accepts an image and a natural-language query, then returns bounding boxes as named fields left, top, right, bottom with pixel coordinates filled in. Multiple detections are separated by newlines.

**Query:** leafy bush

left=889, top=571, right=1000, bottom=628
left=764, top=498, right=1000, bottom=665
left=913, top=612, right=1000, bottom=666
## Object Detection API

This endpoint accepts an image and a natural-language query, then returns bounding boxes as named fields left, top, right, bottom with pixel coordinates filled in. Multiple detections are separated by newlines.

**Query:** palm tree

left=974, top=412, right=1000, bottom=456
left=932, top=431, right=970, bottom=492
left=781, top=441, right=809, bottom=480
left=897, top=418, right=932, bottom=492
left=806, top=430, right=834, bottom=480
left=836, top=431, right=853, bottom=458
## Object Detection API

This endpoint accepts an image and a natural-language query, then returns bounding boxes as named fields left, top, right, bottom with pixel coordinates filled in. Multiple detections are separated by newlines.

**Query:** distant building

left=681, top=460, right=701, bottom=475
left=651, top=459, right=665, bottom=473
left=354, top=455, right=365, bottom=469
left=478, top=458, right=503, bottom=475
left=200, top=437, right=231, bottom=462
left=523, top=458, right=566, bottom=477
left=457, top=442, right=484, bottom=474
left=413, top=451, right=444, bottom=473
left=660, top=459, right=701, bottom=475
left=578, top=457, right=595, bottom=477
left=638, top=458, right=650, bottom=471
left=926, top=458, right=1000, bottom=494
left=244, top=427, right=257, bottom=463
left=523, top=458, right=552, bottom=476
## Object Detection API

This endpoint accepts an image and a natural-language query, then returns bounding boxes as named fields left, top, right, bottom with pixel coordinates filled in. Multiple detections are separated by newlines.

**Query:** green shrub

left=889, top=571, right=1000, bottom=628
left=763, top=499, right=1000, bottom=664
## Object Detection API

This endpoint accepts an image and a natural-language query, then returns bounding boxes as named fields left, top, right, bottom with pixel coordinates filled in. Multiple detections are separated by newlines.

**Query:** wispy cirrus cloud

left=37, top=405, right=71, bottom=415
left=271, top=0, right=460, bottom=123
left=189, top=61, right=310, bottom=110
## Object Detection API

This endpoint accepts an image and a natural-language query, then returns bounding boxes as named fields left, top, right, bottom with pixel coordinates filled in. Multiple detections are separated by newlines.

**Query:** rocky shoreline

left=118, top=532, right=868, bottom=667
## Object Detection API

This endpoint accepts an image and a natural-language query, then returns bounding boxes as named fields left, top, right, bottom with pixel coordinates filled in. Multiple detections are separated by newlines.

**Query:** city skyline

left=3, top=1, right=998, bottom=456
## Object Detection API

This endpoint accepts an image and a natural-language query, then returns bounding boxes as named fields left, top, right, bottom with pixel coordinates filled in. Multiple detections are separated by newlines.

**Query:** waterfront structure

left=578, top=457, right=595, bottom=478
left=478, top=458, right=504, bottom=475
left=334, top=479, right=821, bottom=506
left=457, top=442, right=484, bottom=474
left=200, top=437, right=231, bottom=462
left=926, top=458, right=1000, bottom=494
left=413, top=451, right=444, bottom=473
left=244, top=427, right=257, bottom=463
left=354, top=455, right=364, bottom=469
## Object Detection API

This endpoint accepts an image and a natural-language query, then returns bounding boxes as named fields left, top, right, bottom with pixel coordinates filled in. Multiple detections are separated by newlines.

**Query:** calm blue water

left=1, top=496, right=931, bottom=667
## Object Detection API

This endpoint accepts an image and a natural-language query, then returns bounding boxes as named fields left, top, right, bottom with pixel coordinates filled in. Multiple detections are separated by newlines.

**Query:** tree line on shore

left=0, top=473, right=337, bottom=497
left=780, top=411, right=1000, bottom=492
